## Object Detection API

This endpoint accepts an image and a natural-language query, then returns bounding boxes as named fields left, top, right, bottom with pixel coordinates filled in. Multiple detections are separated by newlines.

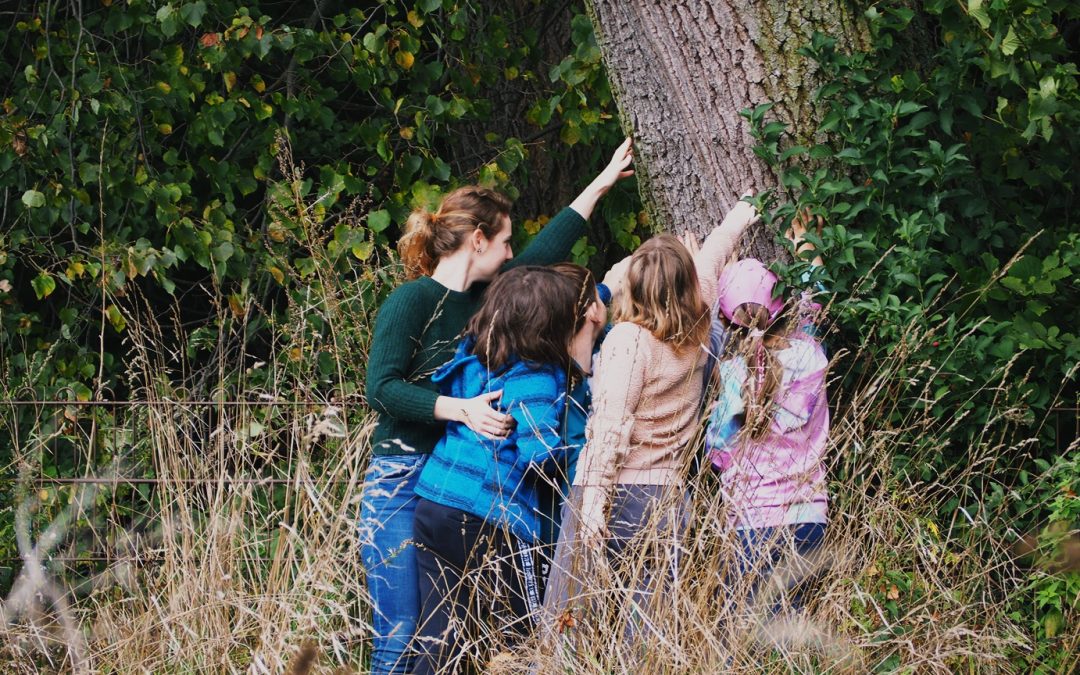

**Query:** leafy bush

left=747, top=1, right=1079, bottom=669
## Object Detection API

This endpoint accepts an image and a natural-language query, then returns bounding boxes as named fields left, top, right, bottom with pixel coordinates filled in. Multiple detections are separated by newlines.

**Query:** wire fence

left=0, top=399, right=367, bottom=579
left=1, top=399, right=1076, bottom=579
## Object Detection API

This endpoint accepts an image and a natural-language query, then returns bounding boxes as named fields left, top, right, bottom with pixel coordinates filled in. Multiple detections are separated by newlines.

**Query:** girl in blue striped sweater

left=411, top=264, right=603, bottom=674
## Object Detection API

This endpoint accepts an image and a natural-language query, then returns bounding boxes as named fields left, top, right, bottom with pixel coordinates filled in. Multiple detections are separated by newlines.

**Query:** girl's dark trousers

left=412, top=498, right=541, bottom=675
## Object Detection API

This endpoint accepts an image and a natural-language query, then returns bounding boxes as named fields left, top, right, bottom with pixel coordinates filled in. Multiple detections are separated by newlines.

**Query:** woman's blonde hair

left=614, top=233, right=710, bottom=352
left=397, top=186, right=512, bottom=279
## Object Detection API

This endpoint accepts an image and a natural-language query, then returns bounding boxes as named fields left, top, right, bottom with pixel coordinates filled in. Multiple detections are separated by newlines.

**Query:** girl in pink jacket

left=705, top=227, right=830, bottom=610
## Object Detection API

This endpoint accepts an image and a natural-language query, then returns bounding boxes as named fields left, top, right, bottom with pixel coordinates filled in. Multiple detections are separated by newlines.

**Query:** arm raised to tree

left=508, top=138, right=635, bottom=269
left=696, top=192, right=760, bottom=307
left=569, top=137, right=634, bottom=221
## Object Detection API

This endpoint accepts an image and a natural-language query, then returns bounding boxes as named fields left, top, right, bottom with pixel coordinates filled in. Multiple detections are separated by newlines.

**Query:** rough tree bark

left=587, top=0, right=868, bottom=258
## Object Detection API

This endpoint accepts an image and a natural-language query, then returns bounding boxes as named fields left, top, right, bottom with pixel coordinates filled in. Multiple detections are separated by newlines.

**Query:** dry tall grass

left=3, top=266, right=1073, bottom=673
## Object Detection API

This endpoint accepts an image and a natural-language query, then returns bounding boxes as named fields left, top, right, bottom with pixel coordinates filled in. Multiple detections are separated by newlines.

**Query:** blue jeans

left=359, top=453, right=427, bottom=675
left=734, top=522, right=826, bottom=612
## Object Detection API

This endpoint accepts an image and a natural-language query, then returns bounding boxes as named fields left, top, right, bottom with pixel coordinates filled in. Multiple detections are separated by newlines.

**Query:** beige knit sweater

left=573, top=206, right=753, bottom=531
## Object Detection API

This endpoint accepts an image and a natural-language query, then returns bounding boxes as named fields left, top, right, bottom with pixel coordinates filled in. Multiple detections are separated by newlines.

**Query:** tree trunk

left=586, top=0, right=867, bottom=258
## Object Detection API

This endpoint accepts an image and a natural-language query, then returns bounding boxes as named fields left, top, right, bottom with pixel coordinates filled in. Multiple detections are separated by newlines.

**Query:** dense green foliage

left=0, top=0, right=638, bottom=403
left=752, top=1, right=1079, bottom=667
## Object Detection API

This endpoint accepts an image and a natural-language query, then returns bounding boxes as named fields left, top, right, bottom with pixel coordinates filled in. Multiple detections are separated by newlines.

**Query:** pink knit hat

left=716, top=258, right=784, bottom=326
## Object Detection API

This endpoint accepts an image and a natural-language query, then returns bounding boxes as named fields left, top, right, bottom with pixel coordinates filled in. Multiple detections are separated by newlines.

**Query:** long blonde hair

left=614, top=234, right=710, bottom=353
left=729, top=304, right=789, bottom=441
left=397, top=186, right=512, bottom=279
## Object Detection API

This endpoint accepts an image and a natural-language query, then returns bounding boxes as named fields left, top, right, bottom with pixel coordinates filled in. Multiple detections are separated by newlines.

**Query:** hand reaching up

left=569, top=137, right=635, bottom=220
left=721, top=190, right=760, bottom=232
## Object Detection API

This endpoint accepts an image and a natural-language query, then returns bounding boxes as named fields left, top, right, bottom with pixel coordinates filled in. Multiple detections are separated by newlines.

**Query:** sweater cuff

left=597, top=283, right=612, bottom=306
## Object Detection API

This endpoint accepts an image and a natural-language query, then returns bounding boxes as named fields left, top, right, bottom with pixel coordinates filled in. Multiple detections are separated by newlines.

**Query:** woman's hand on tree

left=569, top=137, right=634, bottom=220
left=721, top=190, right=760, bottom=231
left=593, top=136, right=635, bottom=195
left=785, top=207, right=824, bottom=266
left=678, top=231, right=701, bottom=257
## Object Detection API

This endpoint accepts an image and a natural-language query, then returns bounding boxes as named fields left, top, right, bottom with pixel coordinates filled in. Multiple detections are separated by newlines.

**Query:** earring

left=476, top=247, right=482, bottom=254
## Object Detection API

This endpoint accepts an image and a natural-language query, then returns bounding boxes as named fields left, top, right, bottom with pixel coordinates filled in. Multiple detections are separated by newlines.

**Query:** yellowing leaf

left=106, top=304, right=126, bottom=333
left=351, top=241, right=374, bottom=260
left=224, top=71, right=237, bottom=93
left=396, top=51, right=415, bottom=69
left=1044, top=611, right=1062, bottom=638
left=156, top=81, right=172, bottom=94
left=399, top=126, right=414, bottom=140
left=66, top=261, right=86, bottom=279
left=252, top=75, right=266, bottom=93
left=31, top=273, right=56, bottom=299
left=157, top=122, right=173, bottom=134
left=228, top=294, right=245, bottom=318
left=1000, top=26, right=1021, bottom=56
left=268, top=265, right=285, bottom=284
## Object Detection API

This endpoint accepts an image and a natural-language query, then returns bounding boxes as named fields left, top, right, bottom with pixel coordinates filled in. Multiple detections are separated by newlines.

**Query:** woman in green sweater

left=360, top=138, right=633, bottom=674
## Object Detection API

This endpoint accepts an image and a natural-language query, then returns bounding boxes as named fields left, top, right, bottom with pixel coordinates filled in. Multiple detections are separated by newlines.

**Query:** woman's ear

left=469, top=226, right=486, bottom=254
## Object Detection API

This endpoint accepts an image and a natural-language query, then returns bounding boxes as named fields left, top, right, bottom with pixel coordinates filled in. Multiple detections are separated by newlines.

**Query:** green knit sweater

left=366, top=207, right=586, bottom=455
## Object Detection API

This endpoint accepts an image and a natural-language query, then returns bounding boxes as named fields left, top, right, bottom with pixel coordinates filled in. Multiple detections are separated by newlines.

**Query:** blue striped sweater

left=414, top=338, right=570, bottom=543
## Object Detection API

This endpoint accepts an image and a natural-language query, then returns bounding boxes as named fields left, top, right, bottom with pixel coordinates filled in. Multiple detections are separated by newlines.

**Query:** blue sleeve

left=597, top=283, right=612, bottom=306
left=705, top=360, right=745, bottom=454
left=797, top=266, right=829, bottom=352
left=502, top=368, right=567, bottom=468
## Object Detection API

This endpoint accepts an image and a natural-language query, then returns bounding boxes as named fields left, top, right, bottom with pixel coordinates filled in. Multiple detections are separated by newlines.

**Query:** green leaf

left=21, top=189, right=45, bottom=208
left=368, top=209, right=391, bottom=232
left=180, top=1, right=207, bottom=27
left=419, top=0, right=442, bottom=13
left=1000, top=26, right=1021, bottom=56
left=32, top=273, right=56, bottom=299
left=107, top=304, right=127, bottom=333
left=212, top=241, right=235, bottom=262
left=967, top=0, right=991, bottom=30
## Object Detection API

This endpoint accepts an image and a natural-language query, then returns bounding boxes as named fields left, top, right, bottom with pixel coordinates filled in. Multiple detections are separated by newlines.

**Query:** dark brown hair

left=614, top=234, right=710, bottom=352
left=548, top=262, right=599, bottom=331
left=397, top=186, right=512, bottom=279
left=465, top=266, right=582, bottom=373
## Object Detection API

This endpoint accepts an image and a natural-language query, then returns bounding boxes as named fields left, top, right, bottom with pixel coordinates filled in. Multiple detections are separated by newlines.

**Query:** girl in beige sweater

left=541, top=195, right=759, bottom=634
